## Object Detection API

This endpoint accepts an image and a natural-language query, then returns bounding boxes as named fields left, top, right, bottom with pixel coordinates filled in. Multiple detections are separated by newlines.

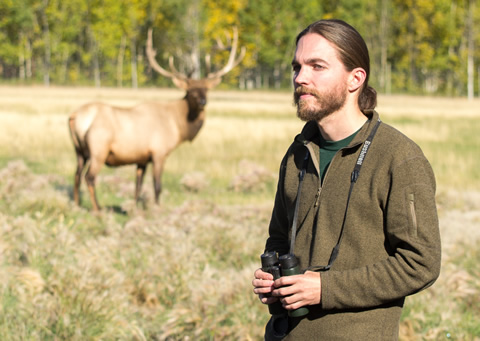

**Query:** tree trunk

left=468, top=54, right=474, bottom=100
left=42, top=0, right=51, bottom=86
left=262, top=71, right=270, bottom=89
left=186, top=0, right=201, bottom=79
left=386, top=62, right=392, bottom=94
left=255, top=66, right=262, bottom=88
left=131, top=39, right=138, bottom=89
left=26, top=38, right=32, bottom=79
left=467, top=0, right=475, bottom=100
left=117, top=35, right=126, bottom=87
left=379, top=0, right=389, bottom=93
left=239, top=74, right=245, bottom=90
left=94, top=47, right=101, bottom=88
left=60, top=49, right=69, bottom=84
left=19, top=33, right=25, bottom=80
left=273, top=65, right=281, bottom=89
left=408, top=7, right=417, bottom=90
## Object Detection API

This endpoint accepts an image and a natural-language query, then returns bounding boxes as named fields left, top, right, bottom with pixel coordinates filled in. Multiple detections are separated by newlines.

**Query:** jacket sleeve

left=320, top=154, right=442, bottom=310
left=265, top=155, right=291, bottom=255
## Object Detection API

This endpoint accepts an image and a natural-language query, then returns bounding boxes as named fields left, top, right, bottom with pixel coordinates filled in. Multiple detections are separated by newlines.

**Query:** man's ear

left=348, top=68, right=366, bottom=92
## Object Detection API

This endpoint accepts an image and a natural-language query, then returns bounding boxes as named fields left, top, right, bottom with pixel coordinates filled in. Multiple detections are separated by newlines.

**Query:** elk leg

left=74, top=153, right=86, bottom=205
left=152, top=159, right=165, bottom=204
left=85, top=160, right=102, bottom=211
left=135, top=164, right=147, bottom=202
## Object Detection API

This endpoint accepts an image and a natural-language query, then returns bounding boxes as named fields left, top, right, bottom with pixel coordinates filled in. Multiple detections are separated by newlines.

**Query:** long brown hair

left=296, top=19, right=377, bottom=110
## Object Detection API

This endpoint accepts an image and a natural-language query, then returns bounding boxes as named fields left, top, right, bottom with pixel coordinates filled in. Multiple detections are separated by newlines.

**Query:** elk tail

left=68, top=115, right=82, bottom=151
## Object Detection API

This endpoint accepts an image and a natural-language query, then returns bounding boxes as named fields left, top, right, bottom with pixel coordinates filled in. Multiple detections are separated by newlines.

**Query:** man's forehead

left=294, top=33, right=340, bottom=62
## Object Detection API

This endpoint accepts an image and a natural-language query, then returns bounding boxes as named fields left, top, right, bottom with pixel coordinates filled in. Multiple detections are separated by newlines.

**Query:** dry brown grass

left=398, top=188, right=480, bottom=340
left=0, top=85, right=479, bottom=340
left=377, top=94, right=480, bottom=118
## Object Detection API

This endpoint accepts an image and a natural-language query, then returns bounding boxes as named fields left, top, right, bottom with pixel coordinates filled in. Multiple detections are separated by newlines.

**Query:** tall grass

left=0, top=86, right=479, bottom=340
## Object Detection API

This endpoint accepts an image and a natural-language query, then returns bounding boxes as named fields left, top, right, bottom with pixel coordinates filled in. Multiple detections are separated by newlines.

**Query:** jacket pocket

left=408, top=193, right=418, bottom=237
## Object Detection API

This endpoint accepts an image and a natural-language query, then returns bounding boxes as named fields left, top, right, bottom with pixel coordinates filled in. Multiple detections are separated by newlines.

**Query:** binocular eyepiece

left=260, top=252, right=309, bottom=318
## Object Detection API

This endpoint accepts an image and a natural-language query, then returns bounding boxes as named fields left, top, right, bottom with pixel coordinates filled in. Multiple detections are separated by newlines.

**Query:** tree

left=467, top=0, right=476, bottom=99
left=0, top=0, right=479, bottom=96
left=239, top=0, right=324, bottom=89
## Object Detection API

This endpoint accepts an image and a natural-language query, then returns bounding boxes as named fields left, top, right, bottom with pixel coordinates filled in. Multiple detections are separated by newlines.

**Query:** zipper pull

left=314, top=188, right=321, bottom=207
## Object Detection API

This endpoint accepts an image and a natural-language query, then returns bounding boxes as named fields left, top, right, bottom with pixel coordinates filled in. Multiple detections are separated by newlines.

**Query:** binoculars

left=260, top=251, right=309, bottom=318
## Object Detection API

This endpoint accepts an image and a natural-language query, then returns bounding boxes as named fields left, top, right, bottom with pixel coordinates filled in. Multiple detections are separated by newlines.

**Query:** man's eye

left=313, top=64, right=325, bottom=70
left=292, top=65, right=300, bottom=72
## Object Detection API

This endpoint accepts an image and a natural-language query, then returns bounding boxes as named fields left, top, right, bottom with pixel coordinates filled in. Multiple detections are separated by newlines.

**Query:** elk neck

left=177, top=95, right=206, bottom=142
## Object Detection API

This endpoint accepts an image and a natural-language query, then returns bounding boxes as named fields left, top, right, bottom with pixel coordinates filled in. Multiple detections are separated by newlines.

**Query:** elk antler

left=206, top=26, right=246, bottom=80
left=146, top=29, right=187, bottom=80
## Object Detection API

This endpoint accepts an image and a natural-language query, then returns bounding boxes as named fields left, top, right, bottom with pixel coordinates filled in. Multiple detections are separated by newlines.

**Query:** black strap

left=289, top=119, right=382, bottom=271
left=289, top=151, right=309, bottom=254
left=322, top=118, right=381, bottom=270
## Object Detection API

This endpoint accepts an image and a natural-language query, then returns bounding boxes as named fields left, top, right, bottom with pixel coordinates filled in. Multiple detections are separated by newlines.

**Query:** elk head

left=146, top=27, right=246, bottom=104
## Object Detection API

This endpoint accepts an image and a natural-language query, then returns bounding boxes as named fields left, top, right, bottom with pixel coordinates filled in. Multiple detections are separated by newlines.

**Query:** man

left=252, top=19, right=441, bottom=340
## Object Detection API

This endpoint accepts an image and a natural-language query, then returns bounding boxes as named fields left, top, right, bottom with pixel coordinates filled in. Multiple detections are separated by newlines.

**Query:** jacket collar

left=294, top=110, right=379, bottom=149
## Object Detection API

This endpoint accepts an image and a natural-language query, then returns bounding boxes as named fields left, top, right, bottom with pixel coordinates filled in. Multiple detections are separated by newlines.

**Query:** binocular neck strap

left=289, top=118, right=382, bottom=268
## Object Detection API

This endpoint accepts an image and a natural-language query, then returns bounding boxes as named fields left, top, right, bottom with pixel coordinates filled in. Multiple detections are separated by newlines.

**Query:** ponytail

left=359, top=85, right=377, bottom=111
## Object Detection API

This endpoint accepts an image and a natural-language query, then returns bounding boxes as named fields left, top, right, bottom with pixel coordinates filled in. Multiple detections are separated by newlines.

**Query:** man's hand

left=272, top=271, right=321, bottom=310
left=252, top=268, right=279, bottom=305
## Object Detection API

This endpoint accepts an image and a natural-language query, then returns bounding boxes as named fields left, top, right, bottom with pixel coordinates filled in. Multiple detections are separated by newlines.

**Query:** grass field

left=0, top=85, right=479, bottom=340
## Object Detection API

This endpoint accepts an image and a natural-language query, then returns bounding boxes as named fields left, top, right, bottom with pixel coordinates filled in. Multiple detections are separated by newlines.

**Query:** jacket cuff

left=320, top=271, right=331, bottom=309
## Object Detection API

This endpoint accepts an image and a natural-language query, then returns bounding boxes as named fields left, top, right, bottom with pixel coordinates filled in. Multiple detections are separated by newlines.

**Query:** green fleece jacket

left=265, top=110, right=441, bottom=340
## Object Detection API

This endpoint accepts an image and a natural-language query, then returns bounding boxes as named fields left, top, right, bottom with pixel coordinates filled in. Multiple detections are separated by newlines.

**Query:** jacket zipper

left=314, top=188, right=321, bottom=207
left=408, top=193, right=418, bottom=237
left=309, top=141, right=363, bottom=208
left=306, top=138, right=363, bottom=208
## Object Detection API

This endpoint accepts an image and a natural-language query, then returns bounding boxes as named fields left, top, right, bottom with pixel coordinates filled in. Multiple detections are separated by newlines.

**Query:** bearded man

left=252, top=19, right=441, bottom=340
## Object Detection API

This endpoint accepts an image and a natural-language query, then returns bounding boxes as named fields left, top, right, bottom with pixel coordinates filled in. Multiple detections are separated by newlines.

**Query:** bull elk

left=68, top=27, right=245, bottom=211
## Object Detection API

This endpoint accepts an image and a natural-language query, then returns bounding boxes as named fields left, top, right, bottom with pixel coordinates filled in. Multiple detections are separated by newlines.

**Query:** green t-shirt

left=319, top=130, right=359, bottom=183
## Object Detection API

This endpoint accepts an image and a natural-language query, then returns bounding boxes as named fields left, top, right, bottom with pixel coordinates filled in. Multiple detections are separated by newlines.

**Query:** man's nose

left=294, top=67, right=309, bottom=86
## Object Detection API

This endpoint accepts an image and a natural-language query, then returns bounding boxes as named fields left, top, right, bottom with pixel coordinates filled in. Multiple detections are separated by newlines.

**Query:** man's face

left=292, top=33, right=350, bottom=122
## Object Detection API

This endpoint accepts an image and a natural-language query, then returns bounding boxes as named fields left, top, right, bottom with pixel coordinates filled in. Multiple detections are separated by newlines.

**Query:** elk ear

left=206, top=77, right=222, bottom=89
left=172, top=77, right=189, bottom=90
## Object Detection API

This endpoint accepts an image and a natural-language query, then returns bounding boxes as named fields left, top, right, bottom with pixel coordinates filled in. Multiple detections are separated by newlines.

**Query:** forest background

left=1, top=0, right=480, bottom=340
left=1, top=0, right=480, bottom=98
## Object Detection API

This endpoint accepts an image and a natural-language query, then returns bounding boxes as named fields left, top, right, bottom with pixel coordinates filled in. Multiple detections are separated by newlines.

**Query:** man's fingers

left=272, top=285, right=295, bottom=298
left=254, top=268, right=274, bottom=281
left=253, top=281, right=275, bottom=295
left=252, top=278, right=274, bottom=288
left=260, top=295, right=279, bottom=305
left=273, top=274, right=301, bottom=287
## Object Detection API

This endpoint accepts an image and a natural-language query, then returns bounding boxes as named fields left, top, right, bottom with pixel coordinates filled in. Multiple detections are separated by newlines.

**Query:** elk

left=68, top=27, right=245, bottom=211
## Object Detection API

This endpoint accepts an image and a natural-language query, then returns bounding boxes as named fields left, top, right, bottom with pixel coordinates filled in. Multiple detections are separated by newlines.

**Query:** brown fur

left=69, top=28, right=244, bottom=211
left=68, top=81, right=218, bottom=211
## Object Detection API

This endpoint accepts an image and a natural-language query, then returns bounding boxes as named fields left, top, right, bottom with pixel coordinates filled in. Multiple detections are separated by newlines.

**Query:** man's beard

left=294, top=84, right=347, bottom=122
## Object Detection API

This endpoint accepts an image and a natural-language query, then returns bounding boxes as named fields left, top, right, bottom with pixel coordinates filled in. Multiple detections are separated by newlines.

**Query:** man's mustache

left=294, top=86, right=320, bottom=103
